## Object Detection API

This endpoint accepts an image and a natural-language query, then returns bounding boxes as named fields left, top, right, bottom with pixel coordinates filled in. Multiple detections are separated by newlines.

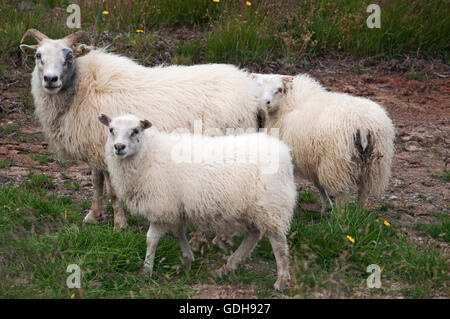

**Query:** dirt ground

left=0, top=55, right=448, bottom=298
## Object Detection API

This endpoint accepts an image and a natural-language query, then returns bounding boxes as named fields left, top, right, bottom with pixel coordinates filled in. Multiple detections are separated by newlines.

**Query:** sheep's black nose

left=114, top=144, right=125, bottom=151
left=44, top=75, right=58, bottom=83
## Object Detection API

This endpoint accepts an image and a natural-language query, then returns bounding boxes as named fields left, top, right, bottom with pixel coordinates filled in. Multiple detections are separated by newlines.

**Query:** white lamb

left=252, top=73, right=395, bottom=213
left=20, top=29, right=262, bottom=229
left=99, top=114, right=297, bottom=291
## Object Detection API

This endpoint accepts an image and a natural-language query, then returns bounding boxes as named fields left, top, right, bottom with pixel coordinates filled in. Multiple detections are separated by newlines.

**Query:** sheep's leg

left=314, top=182, right=333, bottom=216
left=335, top=193, right=349, bottom=208
left=216, top=228, right=260, bottom=277
left=83, top=168, right=105, bottom=224
left=104, top=171, right=127, bottom=230
left=357, top=186, right=369, bottom=206
left=267, top=231, right=290, bottom=291
left=212, top=232, right=235, bottom=253
left=174, top=225, right=195, bottom=270
left=141, top=223, right=168, bottom=277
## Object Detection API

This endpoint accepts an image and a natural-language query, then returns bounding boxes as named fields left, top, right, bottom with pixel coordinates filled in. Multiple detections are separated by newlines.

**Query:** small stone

left=18, top=1, right=34, bottom=11
left=405, top=144, right=420, bottom=152
left=390, top=195, right=398, bottom=200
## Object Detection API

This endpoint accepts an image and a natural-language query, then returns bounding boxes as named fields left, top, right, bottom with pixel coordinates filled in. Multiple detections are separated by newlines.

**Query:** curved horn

left=20, top=29, right=49, bottom=44
left=63, top=31, right=93, bottom=47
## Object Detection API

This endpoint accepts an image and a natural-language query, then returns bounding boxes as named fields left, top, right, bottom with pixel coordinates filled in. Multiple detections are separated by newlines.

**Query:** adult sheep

left=252, top=73, right=395, bottom=214
left=19, top=29, right=261, bottom=229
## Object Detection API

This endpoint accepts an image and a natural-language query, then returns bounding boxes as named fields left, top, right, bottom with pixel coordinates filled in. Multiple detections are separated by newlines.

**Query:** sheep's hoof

left=214, top=266, right=229, bottom=279
left=320, top=208, right=332, bottom=218
left=83, top=210, right=103, bottom=224
left=113, top=215, right=128, bottom=230
left=212, top=235, right=233, bottom=253
left=184, top=259, right=192, bottom=270
left=273, top=275, right=290, bottom=291
left=139, top=266, right=152, bottom=277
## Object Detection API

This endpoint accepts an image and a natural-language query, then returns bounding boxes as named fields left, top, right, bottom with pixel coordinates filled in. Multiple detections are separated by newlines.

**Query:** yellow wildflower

left=136, top=29, right=144, bottom=33
left=102, top=10, right=109, bottom=15
left=383, top=220, right=391, bottom=227
left=375, top=219, right=380, bottom=223
left=346, top=235, right=355, bottom=244
left=70, top=293, right=75, bottom=299
left=246, top=1, right=252, bottom=6
left=213, top=0, right=220, bottom=3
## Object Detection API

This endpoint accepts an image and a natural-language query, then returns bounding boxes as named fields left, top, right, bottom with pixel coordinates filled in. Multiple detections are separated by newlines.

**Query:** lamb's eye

left=131, top=129, right=139, bottom=136
left=109, top=128, right=114, bottom=134
left=277, top=88, right=283, bottom=93
left=36, top=52, right=41, bottom=59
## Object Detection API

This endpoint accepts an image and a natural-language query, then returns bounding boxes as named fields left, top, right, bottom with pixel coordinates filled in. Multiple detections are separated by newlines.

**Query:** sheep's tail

left=354, top=129, right=374, bottom=164
left=353, top=129, right=378, bottom=204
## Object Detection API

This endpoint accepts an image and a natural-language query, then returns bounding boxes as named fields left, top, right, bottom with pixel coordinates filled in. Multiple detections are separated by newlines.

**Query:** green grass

left=29, top=153, right=54, bottom=164
left=0, top=158, right=12, bottom=168
left=407, top=66, right=425, bottom=81
left=24, top=173, right=56, bottom=190
left=415, top=213, right=450, bottom=243
left=2, top=0, right=448, bottom=64
left=430, top=169, right=450, bottom=182
left=0, top=175, right=448, bottom=298
left=283, top=204, right=449, bottom=297
left=173, top=41, right=202, bottom=65
left=377, top=203, right=391, bottom=213
left=205, top=12, right=277, bottom=65
left=63, top=181, right=81, bottom=191
left=15, top=135, right=36, bottom=143
left=1, top=125, right=21, bottom=133
left=298, top=189, right=319, bottom=203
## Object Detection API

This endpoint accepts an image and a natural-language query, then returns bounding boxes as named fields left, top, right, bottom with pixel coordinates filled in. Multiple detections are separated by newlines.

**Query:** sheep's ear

left=98, top=113, right=112, bottom=126
left=282, top=76, right=294, bottom=85
left=140, top=120, right=152, bottom=130
left=74, top=44, right=91, bottom=58
left=282, top=76, right=293, bottom=91
left=20, top=44, right=38, bottom=56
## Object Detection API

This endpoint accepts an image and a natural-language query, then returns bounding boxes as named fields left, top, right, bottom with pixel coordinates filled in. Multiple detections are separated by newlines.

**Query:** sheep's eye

left=131, top=129, right=139, bottom=136
left=35, top=52, right=41, bottom=59
left=65, top=53, right=73, bottom=64
left=109, top=128, right=114, bottom=134
left=277, top=88, right=283, bottom=93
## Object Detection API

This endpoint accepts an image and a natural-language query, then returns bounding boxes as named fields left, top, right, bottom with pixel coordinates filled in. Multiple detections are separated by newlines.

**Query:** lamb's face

left=99, top=114, right=152, bottom=159
left=20, top=29, right=92, bottom=95
left=251, top=73, right=294, bottom=113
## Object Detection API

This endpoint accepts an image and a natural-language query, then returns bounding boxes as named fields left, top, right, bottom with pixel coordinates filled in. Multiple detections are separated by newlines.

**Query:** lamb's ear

left=20, top=44, right=38, bottom=56
left=98, top=113, right=112, bottom=127
left=140, top=119, right=152, bottom=130
left=74, top=44, right=92, bottom=58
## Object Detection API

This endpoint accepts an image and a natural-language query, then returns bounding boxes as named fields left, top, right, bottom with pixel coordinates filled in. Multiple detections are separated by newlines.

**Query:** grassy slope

left=0, top=177, right=447, bottom=298
left=1, top=0, right=448, bottom=66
